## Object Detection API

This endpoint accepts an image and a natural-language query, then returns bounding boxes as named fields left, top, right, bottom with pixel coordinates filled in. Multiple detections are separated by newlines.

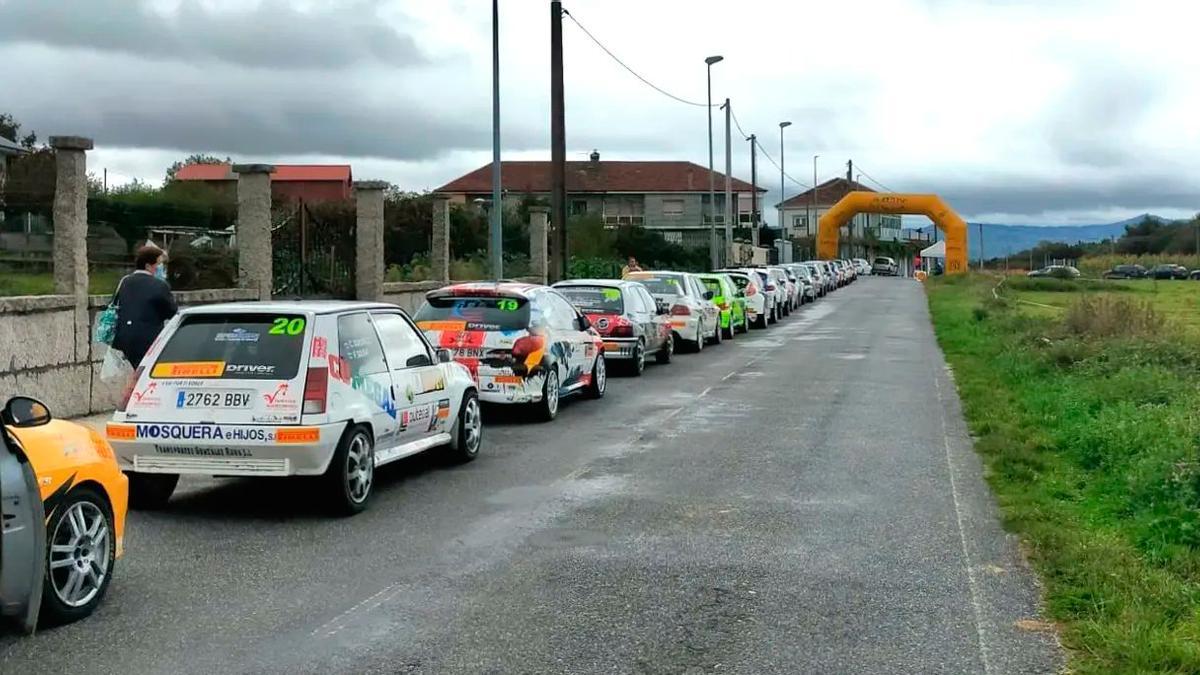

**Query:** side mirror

left=406, top=353, right=433, bottom=368
left=655, top=301, right=669, bottom=315
left=2, top=397, right=52, bottom=428
left=703, top=290, right=715, bottom=300
left=436, top=349, right=453, bottom=364
left=578, top=315, right=592, bottom=331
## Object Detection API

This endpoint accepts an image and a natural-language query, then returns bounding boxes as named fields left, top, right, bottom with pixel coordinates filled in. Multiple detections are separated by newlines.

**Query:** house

left=776, top=178, right=904, bottom=253
left=434, top=151, right=767, bottom=248
left=173, top=163, right=353, bottom=203
left=0, top=134, right=27, bottom=187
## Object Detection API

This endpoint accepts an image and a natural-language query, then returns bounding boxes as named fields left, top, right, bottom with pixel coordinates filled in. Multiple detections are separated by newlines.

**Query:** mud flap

left=0, top=435, right=46, bottom=633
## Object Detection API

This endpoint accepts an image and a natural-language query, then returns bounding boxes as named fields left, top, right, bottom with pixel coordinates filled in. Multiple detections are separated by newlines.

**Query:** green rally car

left=696, top=273, right=748, bottom=339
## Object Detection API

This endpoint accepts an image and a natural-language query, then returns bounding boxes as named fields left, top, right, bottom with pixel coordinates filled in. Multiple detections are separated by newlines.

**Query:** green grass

left=0, top=268, right=124, bottom=296
left=1002, top=276, right=1200, bottom=335
left=928, top=273, right=1200, bottom=674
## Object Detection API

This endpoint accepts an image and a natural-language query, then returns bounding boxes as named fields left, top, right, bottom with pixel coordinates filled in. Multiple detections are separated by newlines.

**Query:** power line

left=853, top=165, right=897, bottom=193
left=562, top=9, right=714, bottom=108
left=728, top=106, right=810, bottom=190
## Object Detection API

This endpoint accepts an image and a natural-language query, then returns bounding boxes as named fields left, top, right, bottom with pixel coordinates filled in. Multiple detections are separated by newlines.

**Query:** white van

left=105, top=301, right=480, bottom=515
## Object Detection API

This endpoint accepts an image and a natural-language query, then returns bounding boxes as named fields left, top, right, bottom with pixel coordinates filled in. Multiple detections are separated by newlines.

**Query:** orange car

left=0, top=396, right=128, bottom=632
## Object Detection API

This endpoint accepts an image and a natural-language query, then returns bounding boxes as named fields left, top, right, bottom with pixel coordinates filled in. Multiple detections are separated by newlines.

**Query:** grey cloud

left=0, top=0, right=425, bottom=70
left=906, top=174, right=1199, bottom=217
left=1044, top=59, right=1161, bottom=167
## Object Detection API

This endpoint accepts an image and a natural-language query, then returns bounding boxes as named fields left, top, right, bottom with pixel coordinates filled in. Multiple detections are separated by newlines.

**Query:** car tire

left=586, top=355, right=607, bottom=399
left=722, top=321, right=734, bottom=340
left=325, top=425, right=374, bottom=516
left=629, top=340, right=646, bottom=376
left=656, top=335, right=673, bottom=364
left=444, top=391, right=482, bottom=464
left=40, top=486, right=116, bottom=626
left=536, top=367, right=560, bottom=421
left=127, top=472, right=178, bottom=510
left=755, top=310, right=769, bottom=329
left=693, top=323, right=705, bottom=352
left=736, top=315, right=749, bottom=334
left=710, top=320, right=723, bottom=345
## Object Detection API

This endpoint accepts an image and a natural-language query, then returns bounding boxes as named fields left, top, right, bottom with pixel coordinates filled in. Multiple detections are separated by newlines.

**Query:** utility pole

left=723, top=98, right=732, bottom=266
left=812, top=155, right=819, bottom=256
left=549, top=1, right=567, bottom=281
left=749, top=134, right=759, bottom=249
left=978, top=222, right=984, bottom=271
left=490, top=0, right=503, bottom=279
left=779, top=121, right=791, bottom=237
left=847, top=159, right=854, bottom=256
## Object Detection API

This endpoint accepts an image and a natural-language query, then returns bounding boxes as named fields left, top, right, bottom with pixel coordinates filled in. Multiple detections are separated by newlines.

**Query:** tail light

left=718, top=302, right=729, bottom=310
left=765, top=284, right=777, bottom=291
left=610, top=316, right=634, bottom=337
left=745, top=285, right=757, bottom=296
left=303, top=366, right=328, bottom=414
left=116, top=366, right=144, bottom=412
left=512, top=334, right=546, bottom=360
left=670, top=305, right=691, bottom=316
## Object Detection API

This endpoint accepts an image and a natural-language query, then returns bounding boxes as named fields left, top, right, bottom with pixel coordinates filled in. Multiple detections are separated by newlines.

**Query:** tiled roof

left=435, top=161, right=764, bottom=194
left=174, top=163, right=351, bottom=182
left=777, top=177, right=875, bottom=208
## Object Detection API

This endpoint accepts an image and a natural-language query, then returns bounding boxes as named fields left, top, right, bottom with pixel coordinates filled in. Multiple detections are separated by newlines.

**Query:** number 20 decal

left=269, top=317, right=307, bottom=335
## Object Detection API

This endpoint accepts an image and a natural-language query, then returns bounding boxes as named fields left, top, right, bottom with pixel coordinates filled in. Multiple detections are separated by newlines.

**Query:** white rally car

left=106, top=301, right=481, bottom=515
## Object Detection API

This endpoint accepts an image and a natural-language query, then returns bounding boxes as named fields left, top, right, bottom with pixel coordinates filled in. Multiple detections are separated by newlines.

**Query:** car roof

left=553, top=278, right=637, bottom=289
left=429, top=281, right=544, bottom=299
left=180, top=300, right=400, bottom=316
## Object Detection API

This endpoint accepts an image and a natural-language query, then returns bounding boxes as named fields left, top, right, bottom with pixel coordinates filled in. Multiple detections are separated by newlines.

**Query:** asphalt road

left=0, top=277, right=1062, bottom=674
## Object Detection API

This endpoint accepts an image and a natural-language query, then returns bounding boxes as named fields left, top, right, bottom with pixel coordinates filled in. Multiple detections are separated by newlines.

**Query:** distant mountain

left=905, top=214, right=1167, bottom=258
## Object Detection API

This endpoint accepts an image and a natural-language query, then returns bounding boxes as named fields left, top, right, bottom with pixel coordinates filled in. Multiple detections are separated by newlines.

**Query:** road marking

left=934, top=369, right=993, bottom=675
left=698, top=386, right=713, bottom=398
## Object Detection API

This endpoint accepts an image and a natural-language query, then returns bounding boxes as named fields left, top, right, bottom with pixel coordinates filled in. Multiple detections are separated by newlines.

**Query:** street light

left=779, top=121, right=791, bottom=239
left=490, top=0, right=503, bottom=278
left=705, top=55, right=723, bottom=269
left=812, top=154, right=819, bottom=257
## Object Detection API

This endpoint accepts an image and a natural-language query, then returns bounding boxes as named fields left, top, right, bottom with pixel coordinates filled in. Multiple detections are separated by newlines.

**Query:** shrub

left=1064, top=296, right=1162, bottom=339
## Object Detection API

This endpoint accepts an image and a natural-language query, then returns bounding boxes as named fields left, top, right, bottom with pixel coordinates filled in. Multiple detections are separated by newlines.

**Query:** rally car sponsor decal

left=398, top=403, right=434, bottom=431
left=152, top=361, right=225, bottom=378
left=311, top=336, right=329, bottom=359
left=106, top=423, right=319, bottom=444
left=129, top=382, right=162, bottom=407
left=152, top=445, right=253, bottom=457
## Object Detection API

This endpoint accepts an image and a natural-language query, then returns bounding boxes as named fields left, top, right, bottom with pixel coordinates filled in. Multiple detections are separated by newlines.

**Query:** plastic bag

left=100, top=347, right=133, bottom=383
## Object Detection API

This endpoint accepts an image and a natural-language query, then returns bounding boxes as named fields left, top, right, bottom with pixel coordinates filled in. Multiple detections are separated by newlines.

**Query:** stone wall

left=0, top=287, right=259, bottom=418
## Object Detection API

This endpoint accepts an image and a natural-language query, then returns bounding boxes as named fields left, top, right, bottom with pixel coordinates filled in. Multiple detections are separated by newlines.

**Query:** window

left=152, top=313, right=306, bottom=380
left=372, top=313, right=431, bottom=369
left=662, top=231, right=683, bottom=244
left=557, top=285, right=624, bottom=314
left=544, top=292, right=579, bottom=331
left=663, top=199, right=685, bottom=217
left=414, top=296, right=531, bottom=332
left=571, top=200, right=588, bottom=215
left=637, top=287, right=658, bottom=314
left=337, top=313, right=388, bottom=376
left=625, top=287, right=646, bottom=314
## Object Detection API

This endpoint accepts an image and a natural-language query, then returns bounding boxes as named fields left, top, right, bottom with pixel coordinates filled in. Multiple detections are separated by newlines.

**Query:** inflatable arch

left=816, top=192, right=968, bottom=274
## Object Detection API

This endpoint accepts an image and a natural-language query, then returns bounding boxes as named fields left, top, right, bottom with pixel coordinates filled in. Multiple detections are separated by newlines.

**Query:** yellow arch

left=816, top=192, right=968, bottom=274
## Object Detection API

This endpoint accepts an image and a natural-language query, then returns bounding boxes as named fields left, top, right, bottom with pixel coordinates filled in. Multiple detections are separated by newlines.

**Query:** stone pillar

left=528, top=206, right=549, bottom=284
left=354, top=181, right=387, bottom=301
left=431, top=196, right=450, bottom=283
left=50, top=136, right=93, bottom=361
left=233, top=164, right=274, bottom=300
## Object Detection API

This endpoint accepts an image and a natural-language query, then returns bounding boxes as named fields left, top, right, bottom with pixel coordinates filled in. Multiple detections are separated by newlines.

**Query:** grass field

left=928, top=273, right=1200, bottom=674
left=0, top=268, right=124, bottom=297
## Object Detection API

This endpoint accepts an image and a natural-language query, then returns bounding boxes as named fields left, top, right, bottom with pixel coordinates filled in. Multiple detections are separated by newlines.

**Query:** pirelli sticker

left=152, top=361, right=225, bottom=378
left=417, top=320, right=467, bottom=331
left=276, top=428, right=320, bottom=444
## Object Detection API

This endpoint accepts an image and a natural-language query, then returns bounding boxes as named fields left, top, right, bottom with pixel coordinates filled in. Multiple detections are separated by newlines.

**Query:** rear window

left=152, top=313, right=306, bottom=380
left=630, top=273, right=685, bottom=296
left=414, top=296, right=531, bottom=331
left=874, top=257, right=892, bottom=265
left=557, top=286, right=623, bottom=314
left=727, top=275, right=750, bottom=291
left=699, top=277, right=723, bottom=295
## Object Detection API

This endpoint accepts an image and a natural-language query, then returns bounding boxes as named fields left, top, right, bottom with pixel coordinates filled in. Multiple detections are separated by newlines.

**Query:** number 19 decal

left=269, top=317, right=307, bottom=335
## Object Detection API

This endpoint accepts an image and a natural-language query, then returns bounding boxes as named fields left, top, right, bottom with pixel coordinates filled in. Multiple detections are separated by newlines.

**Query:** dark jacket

left=111, top=271, right=177, bottom=367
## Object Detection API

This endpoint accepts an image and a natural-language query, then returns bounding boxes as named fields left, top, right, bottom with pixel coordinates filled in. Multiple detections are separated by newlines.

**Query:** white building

left=775, top=178, right=904, bottom=256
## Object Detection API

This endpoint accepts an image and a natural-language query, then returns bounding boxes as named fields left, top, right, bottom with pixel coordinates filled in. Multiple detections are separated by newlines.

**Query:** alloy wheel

left=345, top=433, right=374, bottom=504
left=48, top=501, right=111, bottom=608
left=463, top=396, right=482, bottom=454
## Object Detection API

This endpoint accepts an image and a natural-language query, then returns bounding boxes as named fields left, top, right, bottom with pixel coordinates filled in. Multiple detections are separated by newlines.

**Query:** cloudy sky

left=3, top=0, right=1197, bottom=225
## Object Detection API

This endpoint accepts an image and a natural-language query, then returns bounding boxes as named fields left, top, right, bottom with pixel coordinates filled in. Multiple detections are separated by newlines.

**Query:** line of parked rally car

left=0, top=258, right=874, bottom=631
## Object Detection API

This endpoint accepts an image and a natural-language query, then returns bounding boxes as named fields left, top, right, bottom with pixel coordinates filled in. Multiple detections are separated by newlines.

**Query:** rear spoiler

left=426, top=285, right=530, bottom=301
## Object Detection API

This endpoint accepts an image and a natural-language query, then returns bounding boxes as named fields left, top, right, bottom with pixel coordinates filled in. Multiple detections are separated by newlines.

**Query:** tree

left=165, top=154, right=230, bottom=183
left=0, top=112, right=38, bottom=149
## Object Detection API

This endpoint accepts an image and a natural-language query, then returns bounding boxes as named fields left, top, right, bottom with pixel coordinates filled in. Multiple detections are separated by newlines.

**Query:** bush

left=1064, top=296, right=1162, bottom=339
left=167, top=245, right=237, bottom=290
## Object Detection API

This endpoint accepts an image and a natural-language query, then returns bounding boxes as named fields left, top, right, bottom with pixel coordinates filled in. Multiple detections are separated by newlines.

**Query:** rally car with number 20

left=105, top=301, right=481, bottom=515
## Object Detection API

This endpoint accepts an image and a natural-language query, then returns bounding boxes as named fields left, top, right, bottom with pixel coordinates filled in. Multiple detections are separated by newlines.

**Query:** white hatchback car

left=106, top=301, right=481, bottom=515
left=627, top=271, right=721, bottom=351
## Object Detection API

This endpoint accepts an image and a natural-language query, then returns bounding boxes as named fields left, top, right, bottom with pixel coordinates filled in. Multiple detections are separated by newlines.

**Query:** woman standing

left=112, top=244, right=178, bottom=368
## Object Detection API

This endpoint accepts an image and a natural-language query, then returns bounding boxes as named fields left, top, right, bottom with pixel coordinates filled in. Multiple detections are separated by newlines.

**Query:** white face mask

left=154, top=263, right=167, bottom=280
